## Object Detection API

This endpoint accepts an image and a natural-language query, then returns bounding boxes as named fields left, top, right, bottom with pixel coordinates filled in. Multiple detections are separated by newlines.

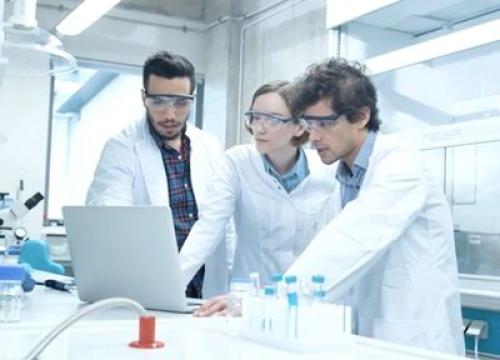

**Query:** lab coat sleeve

left=286, top=145, right=427, bottom=301
left=179, top=154, right=240, bottom=287
left=225, top=218, right=237, bottom=272
left=85, top=136, right=136, bottom=205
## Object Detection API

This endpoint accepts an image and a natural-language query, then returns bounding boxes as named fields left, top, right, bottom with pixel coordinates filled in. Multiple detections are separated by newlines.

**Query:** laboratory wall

left=202, top=0, right=331, bottom=148
left=201, top=13, right=239, bottom=148
left=237, top=0, right=329, bottom=145
left=0, top=69, right=51, bottom=237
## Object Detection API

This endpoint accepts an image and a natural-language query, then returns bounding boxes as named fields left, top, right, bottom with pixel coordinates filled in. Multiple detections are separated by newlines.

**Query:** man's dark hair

left=143, top=51, right=196, bottom=94
left=292, top=58, right=381, bottom=132
left=246, top=80, right=309, bottom=146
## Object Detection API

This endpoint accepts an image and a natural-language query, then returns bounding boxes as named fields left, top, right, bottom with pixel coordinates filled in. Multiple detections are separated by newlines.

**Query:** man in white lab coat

left=286, top=58, right=465, bottom=355
left=86, top=51, right=233, bottom=299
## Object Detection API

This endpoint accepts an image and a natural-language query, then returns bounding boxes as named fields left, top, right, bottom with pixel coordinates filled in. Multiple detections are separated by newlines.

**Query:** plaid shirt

left=150, top=126, right=204, bottom=298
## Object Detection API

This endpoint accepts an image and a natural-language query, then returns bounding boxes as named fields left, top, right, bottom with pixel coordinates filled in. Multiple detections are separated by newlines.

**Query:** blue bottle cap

left=0, top=264, right=26, bottom=281
left=271, top=273, right=283, bottom=282
left=264, top=286, right=275, bottom=296
left=312, top=275, right=325, bottom=283
left=284, top=275, right=297, bottom=284
left=313, top=290, right=326, bottom=298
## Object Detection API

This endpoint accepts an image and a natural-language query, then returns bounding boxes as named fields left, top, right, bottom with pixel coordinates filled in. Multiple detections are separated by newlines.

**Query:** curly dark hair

left=246, top=81, right=309, bottom=146
left=143, top=51, right=196, bottom=94
left=291, top=58, right=381, bottom=132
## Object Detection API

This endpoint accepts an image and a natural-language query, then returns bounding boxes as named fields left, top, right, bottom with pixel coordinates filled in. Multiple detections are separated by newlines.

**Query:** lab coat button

left=189, top=213, right=194, bottom=218
left=178, top=155, right=182, bottom=160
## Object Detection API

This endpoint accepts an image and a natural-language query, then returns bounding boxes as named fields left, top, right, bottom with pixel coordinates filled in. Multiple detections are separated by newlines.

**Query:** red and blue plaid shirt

left=150, top=126, right=204, bottom=298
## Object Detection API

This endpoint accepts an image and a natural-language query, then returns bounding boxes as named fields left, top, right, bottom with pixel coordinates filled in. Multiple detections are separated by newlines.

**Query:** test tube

left=263, top=285, right=275, bottom=332
left=249, top=272, right=261, bottom=296
left=285, top=275, right=298, bottom=339
left=312, top=274, right=325, bottom=302
left=270, top=273, right=284, bottom=298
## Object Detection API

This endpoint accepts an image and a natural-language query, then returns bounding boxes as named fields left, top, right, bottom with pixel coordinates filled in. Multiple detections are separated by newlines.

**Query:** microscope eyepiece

left=24, top=192, right=44, bottom=210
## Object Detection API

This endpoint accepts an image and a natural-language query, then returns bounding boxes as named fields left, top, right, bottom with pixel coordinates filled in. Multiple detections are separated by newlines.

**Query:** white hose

left=23, top=298, right=147, bottom=360
left=474, top=335, right=479, bottom=360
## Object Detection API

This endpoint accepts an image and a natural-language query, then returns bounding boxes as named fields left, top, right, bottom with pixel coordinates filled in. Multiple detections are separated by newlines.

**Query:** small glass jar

left=0, top=264, right=25, bottom=322
left=227, top=278, right=253, bottom=316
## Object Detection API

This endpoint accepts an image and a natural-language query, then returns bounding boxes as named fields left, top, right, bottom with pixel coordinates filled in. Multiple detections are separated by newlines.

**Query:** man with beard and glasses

left=86, top=51, right=234, bottom=299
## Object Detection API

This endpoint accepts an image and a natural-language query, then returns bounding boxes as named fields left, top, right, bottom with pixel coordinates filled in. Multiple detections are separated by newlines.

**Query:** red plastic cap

left=129, top=315, right=165, bottom=349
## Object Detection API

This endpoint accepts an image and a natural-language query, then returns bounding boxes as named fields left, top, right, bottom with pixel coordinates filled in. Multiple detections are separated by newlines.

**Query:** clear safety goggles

left=143, top=92, right=194, bottom=112
left=244, top=110, right=295, bottom=128
left=299, top=113, right=344, bottom=132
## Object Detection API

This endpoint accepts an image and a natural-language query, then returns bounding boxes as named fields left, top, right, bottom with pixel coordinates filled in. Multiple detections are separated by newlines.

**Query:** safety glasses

left=244, top=110, right=295, bottom=128
left=143, top=92, right=194, bottom=112
left=299, top=113, right=344, bottom=132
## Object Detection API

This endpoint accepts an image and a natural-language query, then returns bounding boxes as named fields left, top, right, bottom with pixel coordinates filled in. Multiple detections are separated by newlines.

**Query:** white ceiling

left=32, top=0, right=500, bottom=35
left=35, top=0, right=220, bottom=22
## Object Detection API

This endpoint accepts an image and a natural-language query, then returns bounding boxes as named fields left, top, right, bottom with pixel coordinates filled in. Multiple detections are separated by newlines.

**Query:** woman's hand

left=193, top=295, right=241, bottom=317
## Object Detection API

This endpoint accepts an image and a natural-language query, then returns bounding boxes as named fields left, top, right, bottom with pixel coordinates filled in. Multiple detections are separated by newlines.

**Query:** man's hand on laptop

left=193, top=295, right=241, bottom=317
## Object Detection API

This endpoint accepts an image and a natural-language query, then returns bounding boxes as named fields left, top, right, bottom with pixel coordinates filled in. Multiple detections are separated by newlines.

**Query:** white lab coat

left=286, top=134, right=465, bottom=355
left=180, top=144, right=337, bottom=288
left=86, top=119, right=235, bottom=297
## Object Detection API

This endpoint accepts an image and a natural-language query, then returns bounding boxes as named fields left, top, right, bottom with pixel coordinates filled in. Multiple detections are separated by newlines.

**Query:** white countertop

left=0, top=286, right=466, bottom=360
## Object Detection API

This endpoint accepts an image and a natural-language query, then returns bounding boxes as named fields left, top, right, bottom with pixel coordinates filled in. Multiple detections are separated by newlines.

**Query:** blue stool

left=19, top=240, right=65, bottom=275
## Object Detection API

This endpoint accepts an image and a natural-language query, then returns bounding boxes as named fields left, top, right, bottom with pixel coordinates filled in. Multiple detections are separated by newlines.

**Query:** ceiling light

left=365, top=18, right=500, bottom=75
left=56, top=0, right=122, bottom=36
left=326, top=0, right=400, bottom=28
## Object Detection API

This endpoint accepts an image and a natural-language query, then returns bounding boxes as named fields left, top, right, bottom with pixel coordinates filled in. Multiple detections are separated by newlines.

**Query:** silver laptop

left=63, top=206, right=202, bottom=313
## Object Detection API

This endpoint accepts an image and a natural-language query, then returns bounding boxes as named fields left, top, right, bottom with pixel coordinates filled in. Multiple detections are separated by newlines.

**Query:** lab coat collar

left=136, top=119, right=169, bottom=206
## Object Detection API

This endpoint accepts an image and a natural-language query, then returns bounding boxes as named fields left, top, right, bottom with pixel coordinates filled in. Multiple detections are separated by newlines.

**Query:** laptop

left=63, top=206, right=202, bottom=313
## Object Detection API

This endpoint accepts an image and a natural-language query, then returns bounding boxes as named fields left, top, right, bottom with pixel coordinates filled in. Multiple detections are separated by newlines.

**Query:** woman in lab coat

left=179, top=81, right=336, bottom=311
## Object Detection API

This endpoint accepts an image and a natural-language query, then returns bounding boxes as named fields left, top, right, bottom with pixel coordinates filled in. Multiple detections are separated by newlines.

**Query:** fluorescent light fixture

left=326, top=0, right=400, bottom=28
left=56, top=0, right=122, bottom=36
left=365, top=18, right=500, bottom=75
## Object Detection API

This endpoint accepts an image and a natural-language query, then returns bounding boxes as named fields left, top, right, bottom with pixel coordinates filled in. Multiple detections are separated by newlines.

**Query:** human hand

left=193, top=295, right=241, bottom=317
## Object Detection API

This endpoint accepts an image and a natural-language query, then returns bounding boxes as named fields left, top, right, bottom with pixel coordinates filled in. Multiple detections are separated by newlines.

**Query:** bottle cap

left=271, top=273, right=283, bottom=282
left=284, top=275, right=297, bottom=284
left=0, top=264, right=25, bottom=281
left=312, top=275, right=325, bottom=283
left=264, top=286, right=275, bottom=296
left=313, top=290, right=326, bottom=298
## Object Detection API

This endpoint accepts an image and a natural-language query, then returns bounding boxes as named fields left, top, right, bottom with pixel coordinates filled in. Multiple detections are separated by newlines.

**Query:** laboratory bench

left=0, top=286, right=466, bottom=360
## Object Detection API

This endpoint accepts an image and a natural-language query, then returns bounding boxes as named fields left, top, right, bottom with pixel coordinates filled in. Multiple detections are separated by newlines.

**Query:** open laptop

left=63, top=206, right=202, bottom=313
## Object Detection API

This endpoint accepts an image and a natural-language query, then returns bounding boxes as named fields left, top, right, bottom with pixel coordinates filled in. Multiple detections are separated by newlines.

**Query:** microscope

left=0, top=192, right=44, bottom=261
